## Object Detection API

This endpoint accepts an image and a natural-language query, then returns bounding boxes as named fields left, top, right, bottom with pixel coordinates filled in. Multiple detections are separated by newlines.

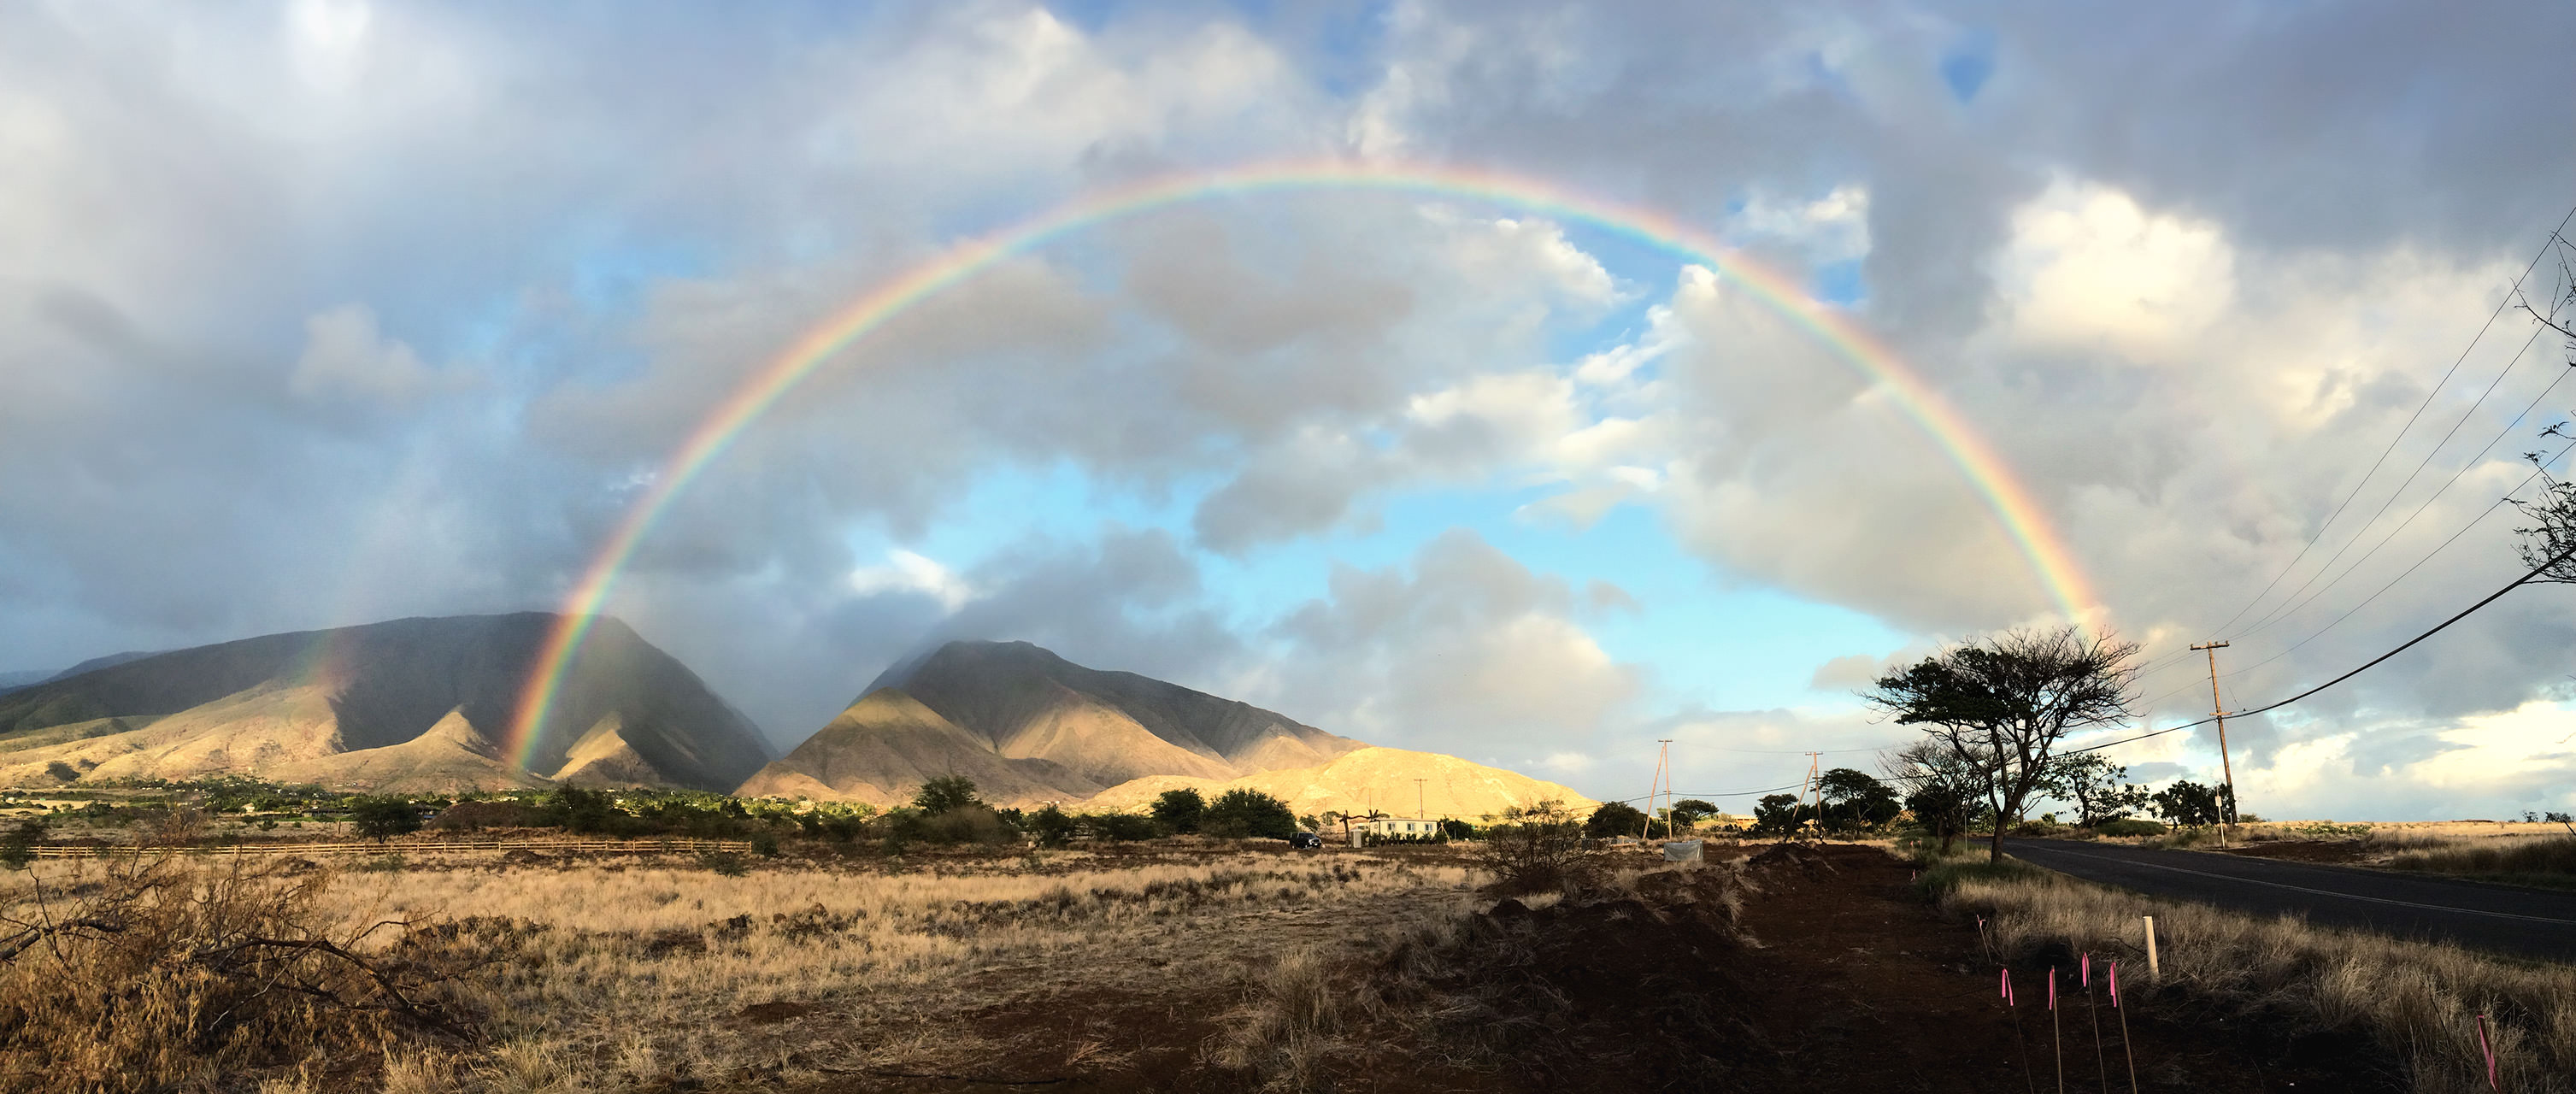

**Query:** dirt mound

left=1747, top=840, right=1838, bottom=877
left=1394, top=864, right=1782, bottom=1090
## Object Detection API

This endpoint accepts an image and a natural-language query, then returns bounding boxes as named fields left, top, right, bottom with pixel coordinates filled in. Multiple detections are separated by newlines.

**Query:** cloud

left=288, top=304, right=468, bottom=405
left=5, top=0, right=2576, bottom=821
left=1256, top=528, right=1642, bottom=762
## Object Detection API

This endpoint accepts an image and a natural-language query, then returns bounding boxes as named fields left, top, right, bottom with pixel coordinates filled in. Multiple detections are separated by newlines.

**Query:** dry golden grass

left=0, top=850, right=483, bottom=1093
left=5, top=846, right=1479, bottom=1091
left=1937, top=859, right=2576, bottom=1094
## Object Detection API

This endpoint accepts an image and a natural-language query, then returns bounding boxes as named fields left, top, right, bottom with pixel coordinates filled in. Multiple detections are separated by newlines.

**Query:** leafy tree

left=1203, top=789, right=1297, bottom=839
left=911, top=775, right=980, bottom=815
left=1861, top=625, right=2140, bottom=862
left=1466, top=800, right=1591, bottom=894
left=350, top=797, right=422, bottom=844
left=1818, top=768, right=1902, bottom=832
left=1750, top=793, right=1803, bottom=837
left=1026, top=805, right=1078, bottom=848
left=1585, top=801, right=1648, bottom=839
left=2045, top=753, right=2152, bottom=826
left=1667, top=799, right=1720, bottom=829
left=1884, top=738, right=1985, bottom=856
left=2151, top=780, right=2232, bottom=827
left=544, top=785, right=624, bottom=834
left=1438, top=818, right=1477, bottom=840
left=1150, top=788, right=1206, bottom=834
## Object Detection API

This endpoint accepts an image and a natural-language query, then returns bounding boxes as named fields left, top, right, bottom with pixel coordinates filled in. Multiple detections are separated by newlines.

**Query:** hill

left=1078, top=745, right=1599, bottom=820
left=739, top=640, right=1366, bottom=806
left=0, top=614, right=769, bottom=793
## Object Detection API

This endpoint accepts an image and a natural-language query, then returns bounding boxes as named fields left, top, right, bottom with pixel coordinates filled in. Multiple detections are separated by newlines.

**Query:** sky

left=4, top=0, right=2575, bottom=820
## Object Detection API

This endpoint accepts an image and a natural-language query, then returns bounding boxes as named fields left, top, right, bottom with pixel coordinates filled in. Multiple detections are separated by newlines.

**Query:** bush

left=0, top=851, right=481, bottom=1090
left=1204, top=789, right=1297, bottom=839
left=349, top=797, right=422, bottom=844
left=1585, top=801, right=1648, bottom=840
left=1150, top=789, right=1206, bottom=834
left=1086, top=813, right=1163, bottom=842
left=1467, top=800, right=1593, bottom=895
left=911, top=775, right=981, bottom=815
left=1026, top=805, right=1078, bottom=848
left=2091, top=818, right=2166, bottom=838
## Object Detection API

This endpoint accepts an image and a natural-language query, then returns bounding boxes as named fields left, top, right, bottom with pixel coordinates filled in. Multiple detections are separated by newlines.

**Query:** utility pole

left=1783, top=752, right=1820, bottom=845
left=1642, top=739, right=1673, bottom=844
left=1412, top=778, right=1428, bottom=821
left=2191, top=641, right=2238, bottom=847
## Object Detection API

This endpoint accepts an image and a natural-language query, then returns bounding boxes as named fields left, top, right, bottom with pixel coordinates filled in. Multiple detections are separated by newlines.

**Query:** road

left=2004, top=838, right=2576, bottom=963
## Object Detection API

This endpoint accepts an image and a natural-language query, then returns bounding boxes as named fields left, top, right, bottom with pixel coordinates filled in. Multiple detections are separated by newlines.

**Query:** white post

left=2143, top=915, right=2160, bottom=980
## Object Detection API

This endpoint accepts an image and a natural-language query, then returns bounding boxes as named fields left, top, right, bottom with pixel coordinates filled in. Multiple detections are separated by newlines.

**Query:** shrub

left=0, top=851, right=480, bottom=1091
left=1150, top=789, right=1206, bottom=834
left=2091, top=817, right=2166, bottom=838
left=1586, top=801, right=1650, bottom=839
left=1204, top=790, right=1297, bottom=839
left=1026, top=805, right=1078, bottom=849
left=911, top=776, right=981, bottom=815
left=1085, top=813, right=1163, bottom=842
left=350, top=797, right=423, bottom=844
left=1467, top=800, right=1592, bottom=895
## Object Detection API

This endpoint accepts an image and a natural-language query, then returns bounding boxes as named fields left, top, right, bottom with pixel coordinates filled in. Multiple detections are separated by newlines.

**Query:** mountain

left=738, top=640, right=1367, bottom=806
left=1079, top=746, right=1600, bottom=820
left=0, top=614, right=770, bottom=793
left=0, top=651, right=154, bottom=699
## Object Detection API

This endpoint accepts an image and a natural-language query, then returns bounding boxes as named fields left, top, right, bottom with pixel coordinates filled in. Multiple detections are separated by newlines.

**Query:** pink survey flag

left=2049, top=967, right=2058, bottom=1011
left=2081, top=952, right=2091, bottom=987
left=2108, top=961, right=2121, bottom=1007
left=2000, top=968, right=2009, bottom=1000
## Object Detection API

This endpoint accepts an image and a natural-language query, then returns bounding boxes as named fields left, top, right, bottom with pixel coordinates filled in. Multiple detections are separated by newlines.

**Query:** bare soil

left=777, top=843, right=2403, bottom=1092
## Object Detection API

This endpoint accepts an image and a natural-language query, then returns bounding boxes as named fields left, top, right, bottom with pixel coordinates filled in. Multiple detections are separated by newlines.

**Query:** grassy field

left=1, top=840, right=1478, bottom=1091
left=1927, top=850, right=2576, bottom=1093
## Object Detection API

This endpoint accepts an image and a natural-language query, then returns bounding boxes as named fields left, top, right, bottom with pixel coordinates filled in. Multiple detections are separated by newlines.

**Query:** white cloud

left=1993, top=180, right=2234, bottom=358
left=848, top=549, right=975, bottom=612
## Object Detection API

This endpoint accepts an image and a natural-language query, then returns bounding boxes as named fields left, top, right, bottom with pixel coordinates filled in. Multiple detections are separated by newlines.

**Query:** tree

left=1585, top=801, right=1648, bottom=839
left=2045, top=753, right=2151, bottom=826
left=1668, top=799, right=1719, bottom=829
left=1203, top=789, right=1297, bottom=839
left=1465, top=799, right=1592, bottom=894
left=1862, top=625, right=2141, bottom=862
left=2151, top=780, right=2232, bottom=827
left=1150, top=788, right=1206, bottom=834
left=1883, top=739, right=1986, bottom=856
left=2511, top=244, right=2576, bottom=583
left=1750, top=793, right=1803, bottom=837
left=1817, top=768, right=1901, bottom=832
left=912, top=775, right=980, bottom=815
left=1026, top=804, right=1078, bottom=849
left=350, top=797, right=421, bottom=844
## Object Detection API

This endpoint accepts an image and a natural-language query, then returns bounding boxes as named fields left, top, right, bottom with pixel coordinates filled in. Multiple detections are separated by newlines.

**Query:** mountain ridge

left=0, top=614, right=769, bottom=792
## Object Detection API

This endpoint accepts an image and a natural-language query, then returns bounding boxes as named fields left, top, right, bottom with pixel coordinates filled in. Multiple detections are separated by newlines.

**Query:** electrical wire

left=2066, top=531, right=2576, bottom=756
left=2231, top=325, right=2550, bottom=640
left=2202, top=207, right=2576, bottom=638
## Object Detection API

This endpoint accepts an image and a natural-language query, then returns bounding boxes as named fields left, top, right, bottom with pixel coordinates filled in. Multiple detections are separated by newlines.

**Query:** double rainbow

left=504, top=159, right=2101, bottom=771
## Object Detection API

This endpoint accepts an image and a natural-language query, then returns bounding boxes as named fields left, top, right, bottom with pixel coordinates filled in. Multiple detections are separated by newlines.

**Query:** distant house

left=1356, top=817, right=1443, bottom=838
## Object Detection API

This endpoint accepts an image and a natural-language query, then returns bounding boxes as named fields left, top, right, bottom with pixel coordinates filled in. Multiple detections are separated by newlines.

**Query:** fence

left=22, top=838, right=755, bottom=859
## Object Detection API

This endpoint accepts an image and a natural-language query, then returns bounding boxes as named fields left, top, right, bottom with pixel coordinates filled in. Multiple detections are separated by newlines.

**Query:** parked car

left=1287, top=831, right=1323, bottom=850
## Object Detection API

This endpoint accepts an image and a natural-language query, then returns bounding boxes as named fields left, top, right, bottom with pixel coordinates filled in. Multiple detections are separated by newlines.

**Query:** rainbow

left=504, top=159, right=2102, bottom=773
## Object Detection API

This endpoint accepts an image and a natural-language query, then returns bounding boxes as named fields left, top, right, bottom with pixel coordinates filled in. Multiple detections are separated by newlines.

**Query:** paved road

left=2004, top=838, right=2576, bottom=963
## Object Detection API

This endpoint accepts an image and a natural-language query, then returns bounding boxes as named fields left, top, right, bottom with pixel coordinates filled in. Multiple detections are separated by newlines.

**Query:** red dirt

left=785, top=843, right=2404, bottom=1092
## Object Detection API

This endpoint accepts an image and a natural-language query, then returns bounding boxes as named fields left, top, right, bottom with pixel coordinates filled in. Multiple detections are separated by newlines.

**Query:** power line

left=2213, top=436, right=2576, bottom=685
left=2070, top=531, right=2576, bottom=756
left=2203, top=208, right=2576, bottom=638
left=2232, top=325, right=2550, bottom=640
